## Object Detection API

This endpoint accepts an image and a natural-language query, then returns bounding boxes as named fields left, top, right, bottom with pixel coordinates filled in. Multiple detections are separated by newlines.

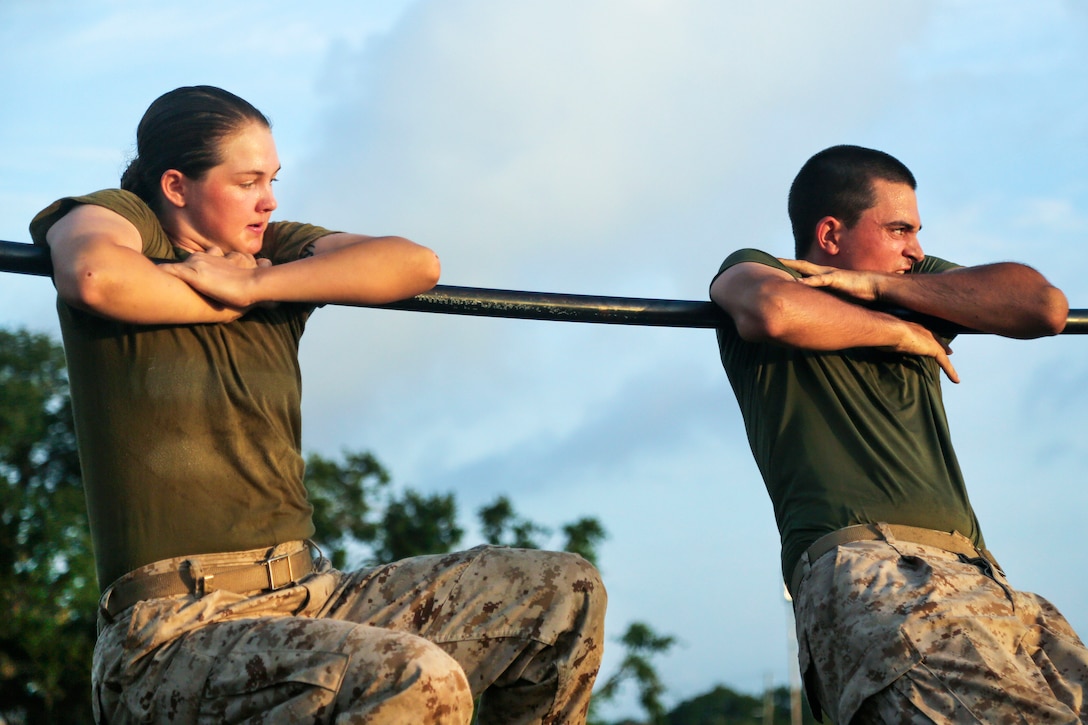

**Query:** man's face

left=833, top=178, right=924, bottom=273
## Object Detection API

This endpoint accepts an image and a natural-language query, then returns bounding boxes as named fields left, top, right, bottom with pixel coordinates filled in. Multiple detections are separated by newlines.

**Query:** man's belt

left=788, top=523, right=1002, bottom=599
left=101, top=545, right=315, bottom=619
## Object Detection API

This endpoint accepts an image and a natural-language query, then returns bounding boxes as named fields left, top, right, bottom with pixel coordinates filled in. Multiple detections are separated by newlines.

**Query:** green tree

left=665, top=683, right=821, bottom=725
left=592, top=621, right=677, bottom=725
left=304, top=449, right=391, bottom=568
left=305, top=451, right=466, bottom=566
left=666, top=683, right=761, bottom=725
left=373, top=489, right=464, bottom=562
left=560, top=516, right=608, bottom=567
left=0, top=328, right=96, bottom=724
left=476, top=495, right=608, bottom=567
left=478, top=494, right=551, bottom=548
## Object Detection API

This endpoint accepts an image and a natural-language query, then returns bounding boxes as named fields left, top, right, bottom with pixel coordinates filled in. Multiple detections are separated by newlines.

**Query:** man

left=710, top=145, right=1086, bottom=723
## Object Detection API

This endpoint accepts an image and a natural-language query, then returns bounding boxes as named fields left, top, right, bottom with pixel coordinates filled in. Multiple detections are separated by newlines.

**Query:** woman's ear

left=159, top=170, right=187, bottom=209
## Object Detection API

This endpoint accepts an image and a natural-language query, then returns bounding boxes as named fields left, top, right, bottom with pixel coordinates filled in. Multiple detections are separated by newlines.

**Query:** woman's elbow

left=421, top=248, right=441, bottom=289
left=402, top=244, right=440, bottom=294
left=56, top=263, right=114, bottom=312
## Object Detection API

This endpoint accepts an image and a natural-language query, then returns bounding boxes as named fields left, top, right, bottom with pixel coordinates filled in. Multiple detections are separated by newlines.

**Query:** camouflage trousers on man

left=793, top=533, right=1088, bottom=724
left=93, top=543, right=606, bottom=724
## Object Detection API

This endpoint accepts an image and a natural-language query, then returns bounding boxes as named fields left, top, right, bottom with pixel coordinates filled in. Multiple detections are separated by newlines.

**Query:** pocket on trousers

left=200, top=649, right=349, bottom=723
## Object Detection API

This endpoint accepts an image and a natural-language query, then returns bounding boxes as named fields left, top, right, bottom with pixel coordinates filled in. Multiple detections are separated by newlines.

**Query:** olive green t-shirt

left=31, top=189, right=334, bottom=588
left=712, top=249, right=984, bottom=582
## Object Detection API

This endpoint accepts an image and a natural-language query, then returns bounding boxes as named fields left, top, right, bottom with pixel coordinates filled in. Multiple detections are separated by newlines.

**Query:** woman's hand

left=161, top=246, right=273, bottom=309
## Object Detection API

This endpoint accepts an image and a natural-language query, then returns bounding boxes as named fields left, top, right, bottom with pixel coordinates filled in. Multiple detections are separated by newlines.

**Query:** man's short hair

left=788, top=145, right=917, bottom=258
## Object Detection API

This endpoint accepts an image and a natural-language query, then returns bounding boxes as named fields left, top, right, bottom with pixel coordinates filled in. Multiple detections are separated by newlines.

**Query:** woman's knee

left=339, top=630, right=474, bottom=723
left=540, top=549, right=608, bottom=623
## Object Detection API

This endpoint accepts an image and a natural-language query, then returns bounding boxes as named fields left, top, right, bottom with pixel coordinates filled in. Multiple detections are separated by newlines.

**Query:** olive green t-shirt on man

left=712, top=249, right=985, bottom=583
left=31, top=189, right=334, bottom=589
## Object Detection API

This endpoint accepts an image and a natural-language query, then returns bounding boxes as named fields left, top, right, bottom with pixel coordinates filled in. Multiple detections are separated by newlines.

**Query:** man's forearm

left=712, top=263, right=959, bottom=381
left=877, top=263, right=1068, bottom=339
left=720, top=270, right=921, bottom=351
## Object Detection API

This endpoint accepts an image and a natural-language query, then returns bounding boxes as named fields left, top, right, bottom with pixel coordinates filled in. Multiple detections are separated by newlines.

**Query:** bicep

left=44, top=205, right=150, bottom=305
left=710, top=262, right=794, bottom=315
left=712, top=261, right=893, bottom=348
left=46, top=204, right=144, bottom=265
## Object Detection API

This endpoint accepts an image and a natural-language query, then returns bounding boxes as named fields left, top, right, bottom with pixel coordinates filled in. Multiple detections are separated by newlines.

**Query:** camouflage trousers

left=793, top=533, right=1088, bottom=724
left=93, top=543, right=606, bottom=724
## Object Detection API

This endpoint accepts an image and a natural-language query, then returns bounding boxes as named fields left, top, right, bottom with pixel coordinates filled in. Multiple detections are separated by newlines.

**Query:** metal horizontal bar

left=2, top=239, right=52, bottom=277
left=378, top=286, right=726, bottom=328
left=3, top=239, right=1086, bottom=333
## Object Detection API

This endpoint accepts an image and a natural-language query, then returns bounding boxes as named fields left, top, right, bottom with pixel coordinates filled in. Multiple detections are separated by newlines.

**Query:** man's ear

left=813, top=216, right=843, bottom=257
left=159, top=170, right=187, bottom=209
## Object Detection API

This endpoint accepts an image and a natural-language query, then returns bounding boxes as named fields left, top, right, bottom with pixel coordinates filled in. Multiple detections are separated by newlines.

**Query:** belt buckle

left=263, top=551, right=295, bottom=591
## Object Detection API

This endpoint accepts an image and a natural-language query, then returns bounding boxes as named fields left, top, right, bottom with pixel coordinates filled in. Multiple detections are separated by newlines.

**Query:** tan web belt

left=101, top=544, right=315, bottom=619
left=788, top=523, right=1003, bottom=600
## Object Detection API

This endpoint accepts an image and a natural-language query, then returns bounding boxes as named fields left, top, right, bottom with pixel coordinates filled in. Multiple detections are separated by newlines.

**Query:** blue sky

left=3, top=1, right=1087, bottom=718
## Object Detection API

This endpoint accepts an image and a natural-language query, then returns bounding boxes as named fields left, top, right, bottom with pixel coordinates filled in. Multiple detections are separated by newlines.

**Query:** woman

left=31, top=86, right=605, bottom=724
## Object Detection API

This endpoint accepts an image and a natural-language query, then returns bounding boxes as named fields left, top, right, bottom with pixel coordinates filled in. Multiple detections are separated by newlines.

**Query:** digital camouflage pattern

left=794, top=533, right=1088, bottom=724
left=94, top=543, right=605, bottom=724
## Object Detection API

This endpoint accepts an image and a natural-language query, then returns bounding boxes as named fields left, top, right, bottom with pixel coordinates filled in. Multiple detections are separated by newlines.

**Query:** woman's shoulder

left=263, top=221, right=338, bottom=264
left=30, top=189, right=170, bottom=253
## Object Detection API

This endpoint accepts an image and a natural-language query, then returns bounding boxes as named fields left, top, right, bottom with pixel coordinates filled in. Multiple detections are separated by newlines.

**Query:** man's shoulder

left=711, top=249, right=792, bottom=292
left=912, top=255, right=960, bottom=274
left=718, top=248, right=782, bottom=273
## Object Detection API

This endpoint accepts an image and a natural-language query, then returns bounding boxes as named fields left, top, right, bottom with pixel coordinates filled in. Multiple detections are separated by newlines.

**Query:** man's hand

left=779, top=258, right=890, bottom=303
left=890, top=319, right=959, bottom=383
left=779, top=258, right=959, bottom=382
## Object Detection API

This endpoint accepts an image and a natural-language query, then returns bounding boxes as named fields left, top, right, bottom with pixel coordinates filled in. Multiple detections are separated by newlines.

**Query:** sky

left=2, top=0, right=1088, bottom=718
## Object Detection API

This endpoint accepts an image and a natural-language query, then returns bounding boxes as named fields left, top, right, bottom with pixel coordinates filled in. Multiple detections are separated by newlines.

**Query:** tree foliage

left=304, top=449, right=391, bottom=568
left=0, top=328, right=96, bottom=724
left=592, top=621, right=677, bottom=725
left=665, top=683, right=821, bottom=725
left=478, top=494, right=551, bottom=549
left=373, top=489, right=464, bottom=563
left=560, top=516, right=608, bottom=567
left=304, top=450, right=466, bottom=566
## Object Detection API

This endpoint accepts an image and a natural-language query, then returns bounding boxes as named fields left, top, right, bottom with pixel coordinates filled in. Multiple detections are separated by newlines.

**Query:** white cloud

left=296, top=0, right=932, bottom=277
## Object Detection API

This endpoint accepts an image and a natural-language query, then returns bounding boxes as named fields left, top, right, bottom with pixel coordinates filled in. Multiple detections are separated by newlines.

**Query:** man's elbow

left=1007, top=284, right=1069, bottom=338
left=1036, top=285, right=1069, bottom=336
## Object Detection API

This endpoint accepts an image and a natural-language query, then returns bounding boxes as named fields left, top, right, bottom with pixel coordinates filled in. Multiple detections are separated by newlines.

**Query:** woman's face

left=170, top=121, right=280, bottom=255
